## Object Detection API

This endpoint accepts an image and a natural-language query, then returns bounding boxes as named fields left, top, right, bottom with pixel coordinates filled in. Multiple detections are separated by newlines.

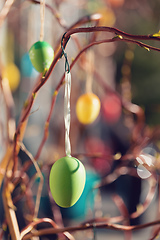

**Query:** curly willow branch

left=13, top=26, right=160, bottom=174
left=22, top=218, right=160, bottom=239
left=16, top=31, right=160, bottom=176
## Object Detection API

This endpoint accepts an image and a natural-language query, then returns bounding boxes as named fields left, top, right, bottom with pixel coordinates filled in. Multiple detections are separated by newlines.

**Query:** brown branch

left=12, top=171, right=35, bottom=216
left=150, top=176, right=160, bottom=239
left=0, top=0, right=15, bottom=28
left=63, top=26, right=160, bottom=42
left=28, top=0, right=102, bottom=31
left=112, top=194, right=132, bottom=240
left=21, top=217, right=74, bottom=240
left=0, top=77, right=15, bottom=187
left=96, top=166, right=157, bottom=220
left=0, top=77, right=16, bottom=140
left=131, top=176, right=157, bottom=219
left=22, top=218, right=160, bottom=239
left=27, top=0, right=68, bottom=29
left=2, top=179, right=21, bottom=240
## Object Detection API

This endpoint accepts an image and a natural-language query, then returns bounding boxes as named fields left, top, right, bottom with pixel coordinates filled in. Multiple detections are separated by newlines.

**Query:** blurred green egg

left=29, top=41, right=54, bottom=73
left=49, top=156, right=86, bottom=208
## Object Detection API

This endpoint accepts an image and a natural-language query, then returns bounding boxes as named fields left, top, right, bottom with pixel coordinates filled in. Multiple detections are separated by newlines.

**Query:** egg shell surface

left=29, top=41, right=54, bottom=73
left=49, top=156, right=86, bottom=208
left=76, top=93, right=101, bottom=124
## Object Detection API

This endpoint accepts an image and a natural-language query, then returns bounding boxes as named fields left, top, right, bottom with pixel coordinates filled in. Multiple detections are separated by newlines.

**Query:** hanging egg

left=2, top=62, right=20, bottom=92
left=29, top=41, right=54, bottom=73
left=21, top=52, right=38, bottom=77
left=49, top=156, right=86, bottom=208
left=76, top=93, right=101, bottom=124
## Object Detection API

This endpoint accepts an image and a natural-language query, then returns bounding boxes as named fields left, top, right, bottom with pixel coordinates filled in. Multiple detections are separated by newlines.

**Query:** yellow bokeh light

left=98, top=8, right=116, bottom=27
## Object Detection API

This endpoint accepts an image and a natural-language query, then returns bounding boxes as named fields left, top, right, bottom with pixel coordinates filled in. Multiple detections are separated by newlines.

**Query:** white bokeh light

left=137, top=164, right=152, bottom=179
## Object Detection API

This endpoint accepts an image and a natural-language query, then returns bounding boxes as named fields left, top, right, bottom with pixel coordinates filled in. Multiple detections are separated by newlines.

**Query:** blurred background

left=0, top=0, right=160, bottom=239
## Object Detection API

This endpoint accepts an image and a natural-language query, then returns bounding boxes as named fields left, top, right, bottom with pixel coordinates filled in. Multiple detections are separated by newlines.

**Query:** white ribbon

left=64, top=71, right=71, bottom=156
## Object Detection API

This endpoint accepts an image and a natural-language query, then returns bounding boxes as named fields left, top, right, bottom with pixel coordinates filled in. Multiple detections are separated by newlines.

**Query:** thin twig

left=0, top=0, right=15, bottom=28
left=20, top=217, right=75, bottom=240
left=19, top=142, right=44, bottom=219
left=112, top=194, right=132, bottom=240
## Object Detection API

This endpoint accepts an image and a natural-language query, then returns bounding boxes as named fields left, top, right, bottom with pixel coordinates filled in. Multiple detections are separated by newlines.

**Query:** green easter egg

left=49, top=156, right=86, bottom=208
left=29, top=41, right=54, bottom=73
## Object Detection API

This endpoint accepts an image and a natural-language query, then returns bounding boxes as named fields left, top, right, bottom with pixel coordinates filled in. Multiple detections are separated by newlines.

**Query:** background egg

left=29, top=41, right=54, bottom=73
left=49, top=156, right=86, bottom=208
left=102, top=93, right=122, bottom=124
left=2, top=62, right=20, bottom=92
left=76, top=93, right=101, bottom=124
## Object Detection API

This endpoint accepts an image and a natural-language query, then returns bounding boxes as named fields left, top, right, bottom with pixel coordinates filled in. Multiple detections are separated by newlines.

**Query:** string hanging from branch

left=40, top=0, right=45, bottom=41
left=64, top=71, right=71, bottom=157
left=49, top=36, right=86, bottom=208
left=61, top=32, right=72, bottom=156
